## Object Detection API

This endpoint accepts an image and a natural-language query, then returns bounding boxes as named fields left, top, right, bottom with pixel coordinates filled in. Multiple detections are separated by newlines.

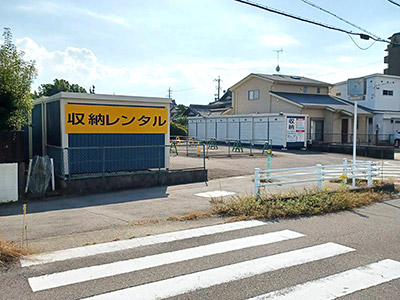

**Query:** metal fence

left=171, top=136, right=275, bottom=158
left=47, top=144, right=206, bottom=180
left=254, top=159, right=379, bottom=195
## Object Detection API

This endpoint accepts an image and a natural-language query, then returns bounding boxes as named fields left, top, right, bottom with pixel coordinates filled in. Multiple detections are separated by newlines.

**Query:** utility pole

left=273, top=49, right=283, bottom=73
left=167, top=87, right=172, bottom=99
left=214, top=76, right=222, bottom=101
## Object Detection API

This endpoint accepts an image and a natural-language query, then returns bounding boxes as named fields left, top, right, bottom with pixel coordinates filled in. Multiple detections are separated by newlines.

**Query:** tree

left=170, top=121, right=188, bottom=136
left=172, top=104, right=188, bottom=127
left=35, top=78, right=87, bottom=97
left=0, top=28, right=37, bottom=130
left=176, top=104, right=186, bottom=115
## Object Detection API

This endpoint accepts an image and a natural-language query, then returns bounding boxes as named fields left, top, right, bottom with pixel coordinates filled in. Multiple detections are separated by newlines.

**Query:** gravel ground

left=170, top=148, right=368, bottom=180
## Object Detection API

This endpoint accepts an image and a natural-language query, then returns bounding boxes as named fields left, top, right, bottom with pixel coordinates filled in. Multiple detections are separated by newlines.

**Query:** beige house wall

left=232, top=76, right=330, bottom=115
left=231, top=75, right=369, bottom=144
left=349, top=116, right=369, bottom=143
left=232, top=77, right=273, bottom=114
left=270, top=96, right=302, bottom=114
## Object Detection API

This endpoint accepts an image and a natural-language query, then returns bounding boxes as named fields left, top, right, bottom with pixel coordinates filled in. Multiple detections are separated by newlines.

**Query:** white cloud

left=15, top=1, right=129, bottom=27
left=258, top=34, right=300, bottom=46
left=337, top=56, right=356, bottom=63
left=86, top=10, right=129, bottom=26
left=15, top=1, right=62, bottom=15
left=15, top=37, right=384, bottom=104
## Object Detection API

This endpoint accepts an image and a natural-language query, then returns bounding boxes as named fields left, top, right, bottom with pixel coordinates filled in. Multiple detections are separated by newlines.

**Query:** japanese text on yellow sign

left=65, top=104, right=168, bottom=134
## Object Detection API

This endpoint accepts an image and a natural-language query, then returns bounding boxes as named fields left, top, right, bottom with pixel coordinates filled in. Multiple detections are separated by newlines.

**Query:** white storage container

left=206, top=119, right=216, bottom=139
left=188, top=113, right=308, bottom=148
left=197, top=119, right=206, bottom=140
left=254, top=117, right=268, bottom=144
left=188, top=119, right=197, bottom=138
left=216, top=118, right=227, bottom=142
left=239, top=117, right=252, bottom=142
left=228, top=118, right=239, bottom=140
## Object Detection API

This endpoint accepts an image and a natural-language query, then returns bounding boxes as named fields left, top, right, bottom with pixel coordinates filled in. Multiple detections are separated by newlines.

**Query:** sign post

left=352, top=102, right=358, bottom=187
left=347, top=78, right=365, bottom=187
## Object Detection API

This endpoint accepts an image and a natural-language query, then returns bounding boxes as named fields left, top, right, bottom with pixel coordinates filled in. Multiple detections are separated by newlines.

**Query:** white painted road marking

left=29, top=230, right=304, bottom=291
left=195, top=190, right=236, bottom=198
left=80, top=242, right=354, bottom=300
left=20, top=220, right=265, bottom=267
left=249, top=259, right=400, bottom=300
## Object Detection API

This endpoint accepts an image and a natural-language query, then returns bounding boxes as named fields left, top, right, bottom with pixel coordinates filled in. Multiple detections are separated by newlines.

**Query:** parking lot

left=170, top=146, right=395, bottom=180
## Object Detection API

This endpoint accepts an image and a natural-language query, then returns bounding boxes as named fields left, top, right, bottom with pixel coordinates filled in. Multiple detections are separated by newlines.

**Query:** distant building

left=332, top=73, right=400, bottom=139
left=183, top=90, right=233, bottom=117
left=384, top=32, right=400, bottom=76
left=230, top=73, right=370, bottom=143
left=183, top=104, right=211, bottom=117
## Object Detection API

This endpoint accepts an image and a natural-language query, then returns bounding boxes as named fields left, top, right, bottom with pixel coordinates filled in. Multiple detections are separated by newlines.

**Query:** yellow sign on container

left=65, top=104, right=168, bottom=134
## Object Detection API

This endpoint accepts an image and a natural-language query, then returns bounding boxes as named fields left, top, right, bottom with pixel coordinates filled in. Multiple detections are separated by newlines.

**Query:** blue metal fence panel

left=68, top=133, right=165, bottom=174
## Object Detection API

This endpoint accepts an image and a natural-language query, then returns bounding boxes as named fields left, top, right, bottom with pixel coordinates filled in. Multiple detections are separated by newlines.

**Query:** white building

left=332, top=73, right=400, bottom=140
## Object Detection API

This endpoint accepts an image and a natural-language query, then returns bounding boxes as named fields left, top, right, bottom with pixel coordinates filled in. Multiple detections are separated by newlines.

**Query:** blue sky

left=1, top=0, right=399, bottom=105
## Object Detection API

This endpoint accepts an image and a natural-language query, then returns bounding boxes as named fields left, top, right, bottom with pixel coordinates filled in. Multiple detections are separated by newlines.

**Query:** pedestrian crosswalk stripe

left=20, top=220, right=266, bottom=267
left=79, top=242, right=354, bottom=300
left=248, top=259, right=400, bottom=300
left=28, top=230, right=305, bottom=292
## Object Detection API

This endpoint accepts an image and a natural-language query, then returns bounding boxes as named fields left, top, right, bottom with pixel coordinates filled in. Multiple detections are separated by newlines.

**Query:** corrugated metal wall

left=46, top=101, right=61, bottom=146
left=32, top=104, right=42, bottom=156
left=68, top=133, right=165, bottom=174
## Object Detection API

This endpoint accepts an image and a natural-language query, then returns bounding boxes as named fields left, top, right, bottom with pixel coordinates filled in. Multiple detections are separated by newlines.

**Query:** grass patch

left=167, top=211, right=213, bottom=221
left=0, top=238, right=35, bottom=266
left=211, top=185, right=397, bottom=220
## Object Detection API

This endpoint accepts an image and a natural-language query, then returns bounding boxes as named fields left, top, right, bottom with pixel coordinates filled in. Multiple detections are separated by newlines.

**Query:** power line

left=174, top=87, right=196, bottom=92
left=167, top=86, right=196, bottom=98
left=234, top=0, right=396, bottom=45
left=347, top=34, right=377, bottom=50
left=388, top=0, right=400, bottom=8
left=300, top=0, right=386, bottom=42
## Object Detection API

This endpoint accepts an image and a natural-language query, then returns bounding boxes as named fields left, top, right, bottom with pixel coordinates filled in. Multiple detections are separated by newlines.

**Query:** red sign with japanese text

left=65, top=104, right=168, bottom=134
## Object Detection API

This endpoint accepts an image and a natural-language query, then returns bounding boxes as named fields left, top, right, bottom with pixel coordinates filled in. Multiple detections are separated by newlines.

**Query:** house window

left=383, top=90, right=394, bottom=96
left=336, top=92, right=341, bottom=97
left=248, top=89, right=260, bottom=100
left=317, top=87, right=321, bottom=94
left=303, top=86, right=308, bottom=93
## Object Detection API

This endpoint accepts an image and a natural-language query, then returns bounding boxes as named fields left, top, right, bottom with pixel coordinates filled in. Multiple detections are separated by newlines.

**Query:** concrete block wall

left=0, top=163, right=18, bottom=203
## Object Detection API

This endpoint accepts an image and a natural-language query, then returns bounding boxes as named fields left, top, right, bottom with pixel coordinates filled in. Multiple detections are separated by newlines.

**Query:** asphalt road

left=1, top=197, right=400, bottom=300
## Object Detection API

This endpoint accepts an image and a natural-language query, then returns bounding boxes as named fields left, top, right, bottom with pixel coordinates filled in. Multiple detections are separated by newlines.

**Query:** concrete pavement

left=1, top=198, right=400, bottom=300
left=1, top=156, right=399, bottom=249
left=0, top=174, right=324, bottom=244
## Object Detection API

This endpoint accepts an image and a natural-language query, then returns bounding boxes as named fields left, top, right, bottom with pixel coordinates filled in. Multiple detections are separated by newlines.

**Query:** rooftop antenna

left=273, top=49, right=283, bottom=73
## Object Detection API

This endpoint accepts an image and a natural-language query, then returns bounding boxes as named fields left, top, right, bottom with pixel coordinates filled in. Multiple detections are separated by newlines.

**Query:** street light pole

left=352, top=101, right=358, bottom=187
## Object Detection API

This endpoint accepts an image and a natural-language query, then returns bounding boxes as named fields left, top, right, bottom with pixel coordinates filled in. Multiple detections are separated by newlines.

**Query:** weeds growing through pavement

left=167, top=211, right=213, bottom=221
left=0, top=238, right=35, bottom=267
left=211, top=184, right=397, bottom=220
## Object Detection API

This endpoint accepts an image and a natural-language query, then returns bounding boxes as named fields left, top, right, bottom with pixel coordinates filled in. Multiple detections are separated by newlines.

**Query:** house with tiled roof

left=230, top=73, right=371, bottom=143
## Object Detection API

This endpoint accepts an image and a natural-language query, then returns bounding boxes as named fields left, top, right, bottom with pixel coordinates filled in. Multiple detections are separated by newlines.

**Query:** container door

left=188, top=120, right=197, bottom=138
left=254, top=117, right=268, bottom=145
left=216, top=119, right=227, bottom=142
left=228, top=118, right=239, bottom=141
left=239, top=117, right=252, bottom=143
left=197, top=119, right=206, bottom=140
left=269, top=117, right=284, bottom=146
left=206, top=119, right=216, bottom=139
